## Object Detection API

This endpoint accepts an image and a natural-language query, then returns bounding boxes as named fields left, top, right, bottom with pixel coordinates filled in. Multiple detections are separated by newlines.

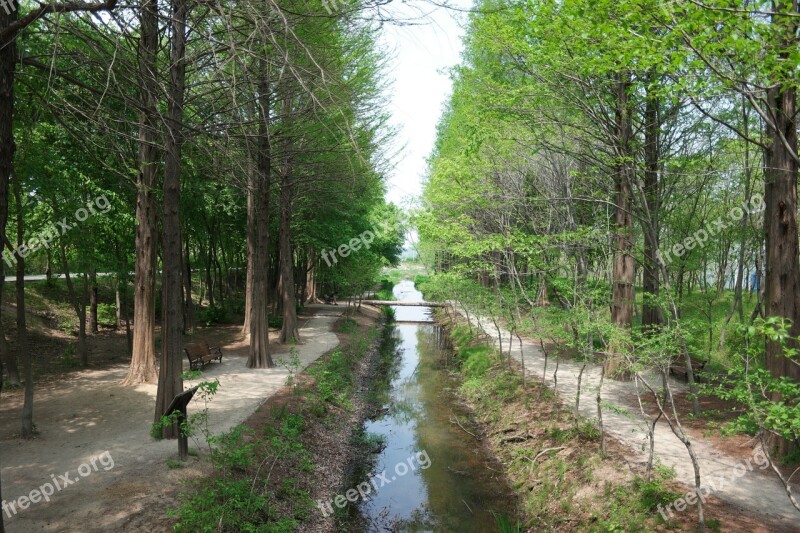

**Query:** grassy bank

left=168, top=314, right=383, bottom=532
left=441, top=316, right=699, bottom=532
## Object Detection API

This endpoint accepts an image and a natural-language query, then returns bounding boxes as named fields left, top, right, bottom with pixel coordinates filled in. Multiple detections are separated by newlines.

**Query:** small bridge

left=359, top=299, right=448, bottom=307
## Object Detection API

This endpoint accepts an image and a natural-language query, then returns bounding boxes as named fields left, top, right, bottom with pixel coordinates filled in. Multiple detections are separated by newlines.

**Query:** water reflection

left=356, top=281, right=517, bottom=532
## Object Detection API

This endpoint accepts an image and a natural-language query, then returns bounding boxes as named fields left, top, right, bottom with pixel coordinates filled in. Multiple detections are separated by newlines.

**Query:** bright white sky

left=378, top=2, right=469, bottom=209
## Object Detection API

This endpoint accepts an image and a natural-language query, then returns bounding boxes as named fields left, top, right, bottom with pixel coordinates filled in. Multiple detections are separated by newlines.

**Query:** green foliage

left=493, top=513, right=522, bottom=533
left=335, top=318, right=358, bottom=334
left=197, top=305, right=227, bottom=326
left=380, top=305, right=396, bottom=323
left=151, top=379, right=219, bottom=442
left=276, top=347, right=303, bottom=388
left=709, top=318, right=800, bottom=444
left=460, top=345, right=493, bottom=378
left=374, top=278, right=395, bottom=300
left=96, top=303, right=117, bottom=327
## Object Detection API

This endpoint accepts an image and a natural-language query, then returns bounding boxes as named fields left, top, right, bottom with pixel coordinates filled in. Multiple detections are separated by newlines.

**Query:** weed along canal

left=352, top=279, right=518, bottom=531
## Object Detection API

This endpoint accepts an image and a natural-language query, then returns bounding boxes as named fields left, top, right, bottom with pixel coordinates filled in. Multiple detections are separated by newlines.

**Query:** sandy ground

left=0, top=305, right=342, bottom=532
left=455, top=305, right=800, bottom=531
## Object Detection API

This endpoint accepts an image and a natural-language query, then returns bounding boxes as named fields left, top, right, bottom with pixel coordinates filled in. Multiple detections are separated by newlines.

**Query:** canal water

left=355, top=280, right=518, bottom=531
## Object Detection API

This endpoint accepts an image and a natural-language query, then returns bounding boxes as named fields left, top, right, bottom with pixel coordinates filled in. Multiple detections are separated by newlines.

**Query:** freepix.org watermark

left=320, top=220, right=397, bottom=268
left=656, top=194, right=765, bottom=266
left=2, top=451, right=115, bottom=519
left=656, top=446, right=770, bottom=521
left=2, top=194, right=112, bottom=269
left=316, top=450, right=431, bottom=516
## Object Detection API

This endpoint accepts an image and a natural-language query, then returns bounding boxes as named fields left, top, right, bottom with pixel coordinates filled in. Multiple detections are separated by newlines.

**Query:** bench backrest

left=184, top=343, right=208, bottom=361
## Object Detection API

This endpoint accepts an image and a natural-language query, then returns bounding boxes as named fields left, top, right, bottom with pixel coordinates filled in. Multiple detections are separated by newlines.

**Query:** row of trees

left=0, top=0, right=403, bottom=530
left=417, top=0, right=799, bottom=477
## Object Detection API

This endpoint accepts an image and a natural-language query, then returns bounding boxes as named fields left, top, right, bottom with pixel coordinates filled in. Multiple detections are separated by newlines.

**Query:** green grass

left=374, top=278, right=395, bottom=301
left=170, top=325, right=377, bottom=532
left=445, top=312, right=685, bottom=532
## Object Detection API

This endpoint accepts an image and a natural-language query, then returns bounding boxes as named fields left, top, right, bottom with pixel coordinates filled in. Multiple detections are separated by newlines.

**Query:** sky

left=377, top=2, right=469, bottom=210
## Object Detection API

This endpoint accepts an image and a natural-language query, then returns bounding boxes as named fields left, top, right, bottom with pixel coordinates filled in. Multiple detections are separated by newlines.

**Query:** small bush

left=198, top=305, right=226, bottom=326
left=97, top=303, right=117, bottom=326
left=375, top=278, right=395, bottom=300
left=381, top=305, right=396, bottom=323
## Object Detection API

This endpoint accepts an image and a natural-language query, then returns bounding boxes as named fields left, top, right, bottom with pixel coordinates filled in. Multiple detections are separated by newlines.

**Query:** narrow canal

left=355, top=279, right=518, bottom=531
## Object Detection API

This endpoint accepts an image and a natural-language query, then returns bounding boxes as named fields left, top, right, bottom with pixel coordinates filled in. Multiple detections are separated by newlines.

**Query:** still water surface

left=356, top=280, right=517, bottom=532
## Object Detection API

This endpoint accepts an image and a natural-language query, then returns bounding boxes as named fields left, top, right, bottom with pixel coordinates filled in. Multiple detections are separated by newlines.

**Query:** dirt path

left=456, top=306, right=800, bottom=530
left=0, top=305, right=342, bottom=532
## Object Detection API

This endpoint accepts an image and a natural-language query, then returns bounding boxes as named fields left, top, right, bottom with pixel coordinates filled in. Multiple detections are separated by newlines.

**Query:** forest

left=415, top=0, right=800, bottom=529
left=0, top=0, right=799, bottom=531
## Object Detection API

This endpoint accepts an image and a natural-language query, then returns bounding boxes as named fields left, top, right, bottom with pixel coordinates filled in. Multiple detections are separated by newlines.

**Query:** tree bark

left=305, top=248, right=317, bottom=303
left=762, top=4, right=800, bottom=425
left=115, top=280, right=122, bottom=327
left=605, top=73, right=635, bottom=379
left=125, top=0, right=159, bottom=385
left=89, top=268, right=98, bottom=333
left=279, top=155, right=299, bottom=344
left=183, top=236, right=195, bottom=334
left=763, top=82, right=800, bottom=455
left=247, top=66, right=273, bottom=368
left=641, top=86, right=663, bottom=331
left=154, top=0, right=186, bottom=439
left=14, top=172, right=32, bottom=438
left=0, top=1, right=17, bottom=400
left=242, top=159, right=255, bottom=336
left=205, top=243, right=214, bottom=307
left=57, top=242, right=88, bottom=366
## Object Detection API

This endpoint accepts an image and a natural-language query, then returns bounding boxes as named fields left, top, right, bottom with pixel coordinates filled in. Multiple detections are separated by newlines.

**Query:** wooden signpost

left=164, top=385, right=199, bottom=461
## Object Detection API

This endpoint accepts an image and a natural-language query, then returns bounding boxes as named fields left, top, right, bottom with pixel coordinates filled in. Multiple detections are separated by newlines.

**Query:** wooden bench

left=669, top=358, right=706, bottom=382
left=184, top=340, right=223, bottom=371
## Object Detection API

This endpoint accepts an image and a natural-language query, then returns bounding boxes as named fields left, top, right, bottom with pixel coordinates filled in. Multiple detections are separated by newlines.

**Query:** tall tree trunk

left=760, top=1, right=800, bottom=457
left=605, top=73, right=635, bottom=379
left=125, top=0, right=159, bottom=385
left=641, top=86, right=663, bottom=331
left=535, top=274, right=549, bottom=306
left=0, top=1, right=17, bottom=403
left=154, top=0, right=186, bottom=439
left=115, top=280, right=122, bottom=327
left=214, top=240, right=224, bottom=307
left=205, top=244, right=214, bottom=307
left=183, top=236, right=195, bottom=334
left=305, top=248, right=317, bottom=303
left=242, top=159, right=255, bottom=336
left=14, top=172, right=32, bottom=438
left=89, top=268, right=98, bottom=333
left=45, top=249, right=52, bottom=284
left=0, top=286, right=17, bottom=385
left=764, top=80, right=800, bottom=455
left=248, top=67, right=273, bottom=368
left=279, top=162, right=299, bottom=343
left=122, top=278, right=132, bottom=356
left=58, top=242, right=88, bottom=366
